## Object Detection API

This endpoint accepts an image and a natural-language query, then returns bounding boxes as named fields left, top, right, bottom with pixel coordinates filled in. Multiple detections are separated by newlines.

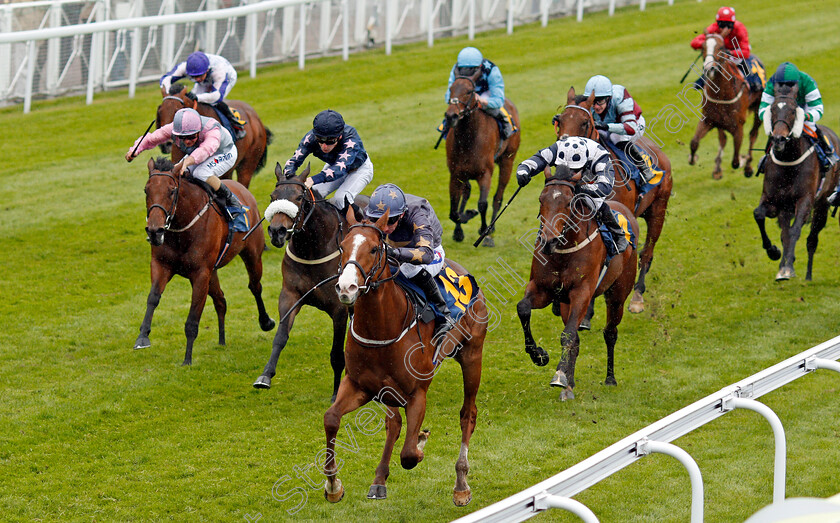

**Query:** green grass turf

left=2, top=0, right=840, bottom=520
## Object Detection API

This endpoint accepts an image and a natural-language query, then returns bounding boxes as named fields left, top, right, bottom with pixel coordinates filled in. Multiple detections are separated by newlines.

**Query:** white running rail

left=453, top=336, right=840, bottom=522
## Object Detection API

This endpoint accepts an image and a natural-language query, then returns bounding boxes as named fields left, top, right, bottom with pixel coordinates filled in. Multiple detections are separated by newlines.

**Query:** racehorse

left=516, top=165, right=639, bottom=400
left=753, top=83, right=840, bottom=281
left=444, top=74, right=520, bottom=247
left=553, top=88, right=671, bottom=315
left=253, top=164, right=364, bottom=400
left=156, top=84, right=272, bottom=188
left=324, top=209, right=487, bottom=505
left=135, top=157, right=276, bottom=365
left=688, top=33, right=762, bottom=179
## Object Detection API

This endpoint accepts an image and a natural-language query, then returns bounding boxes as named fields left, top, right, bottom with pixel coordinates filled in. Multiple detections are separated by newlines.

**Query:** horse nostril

left=347, top=283, right=358, bottom=294
left=334, top=283, right=341, bottom=294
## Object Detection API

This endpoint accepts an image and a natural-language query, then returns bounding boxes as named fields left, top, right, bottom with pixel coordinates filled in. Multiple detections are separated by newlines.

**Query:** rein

left=146, top=170, right=180, bottom=231
left=339, top=223, right=400, bottom=293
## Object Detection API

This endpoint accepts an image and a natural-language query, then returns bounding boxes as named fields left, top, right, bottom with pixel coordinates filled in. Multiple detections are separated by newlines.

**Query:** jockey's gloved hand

left=594, top=121, right=609, bottom=131
left=185, top=91, right=197, bottom=102
left=385, top=245, right=400, bottom=261
left=516, top=169, right=531, bottom=188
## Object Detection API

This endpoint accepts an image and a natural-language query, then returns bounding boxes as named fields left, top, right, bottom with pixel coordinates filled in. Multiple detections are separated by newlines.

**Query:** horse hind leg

left=806, top=197, right=829, bottom=281
left=631, top=196, right=668, bottom=313
left=368, top=406, right=402, bottom=500
left=207, top=271, right=227, bottom=346
left=578, top=297, right=595, bottom=331
left=453, top=334, right=483, bottom=506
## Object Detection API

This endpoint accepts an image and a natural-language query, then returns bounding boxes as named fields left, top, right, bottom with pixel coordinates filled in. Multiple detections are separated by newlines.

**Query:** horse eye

left=370, top=247, right=377, bottom=255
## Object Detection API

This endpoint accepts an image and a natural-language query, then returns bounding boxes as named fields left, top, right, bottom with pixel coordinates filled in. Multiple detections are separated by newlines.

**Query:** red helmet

left=716, top=6, right=735, bottom=22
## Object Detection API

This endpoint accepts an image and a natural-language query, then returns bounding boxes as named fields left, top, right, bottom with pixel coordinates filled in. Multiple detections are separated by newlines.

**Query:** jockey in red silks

left=689, top=6, right=765, bottom=93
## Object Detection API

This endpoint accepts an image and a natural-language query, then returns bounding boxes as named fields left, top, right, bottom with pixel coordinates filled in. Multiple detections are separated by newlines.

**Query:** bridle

left=770, top=93, right=797, bottom=139
left=541, top=176, right=597, bottom=246
left=702, top=34, right=747, bottom=104
left=271, top=178, right=322, bottom=236
left=339, top=223, right=400, bottom=294
left=447, top=77, right=479, bottom=120
left=556, top=104, right=595, bottom=141
left=146, top=170, right=181, bottom=231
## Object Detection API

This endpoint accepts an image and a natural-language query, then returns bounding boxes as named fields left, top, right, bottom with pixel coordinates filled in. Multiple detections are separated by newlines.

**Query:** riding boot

left=217, top=101, right=246, bottom=140
left=596, top=204, right=629, bottom=254
left=410, top=269, right=455, bottom=340
left=814, top=126, right=839, bottom=172
left=756, top=138, right=772, bottom=176
left=216, top=183, right=243, bottom=221
left=693, top=76, right=705, bottom=91
left=627, top=143, right=654, bottom=182
left=485, top=106, right=514, bottom=140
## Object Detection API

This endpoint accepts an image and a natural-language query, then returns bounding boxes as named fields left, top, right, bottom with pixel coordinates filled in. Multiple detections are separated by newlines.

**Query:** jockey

left=516, top=136, right=629, bottom=254
left=283, top=109, right=373, bottom=211
left=756, top=62, right=839, bottom=183
left=445, top=46, right=516, bottom=140
left=365, top=183, right=454, bottom=339
left=689, top=6, right=765, bottom=93
left=160, top=51, right=246, bottom=140
left=583, top=74, right=654, bottom=182
left=126, top=107, right=242, bottom=220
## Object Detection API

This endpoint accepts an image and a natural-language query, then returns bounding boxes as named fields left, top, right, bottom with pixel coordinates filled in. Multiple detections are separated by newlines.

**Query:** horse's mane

left=774, top=83, right=798, bottom=99
left=168, top=83, right=185, bottom=96
left=546, top=163, right=574, bottom=183
left=574, top=94, right=589, bottom=105
left=153, top=157, right=174, bottom=172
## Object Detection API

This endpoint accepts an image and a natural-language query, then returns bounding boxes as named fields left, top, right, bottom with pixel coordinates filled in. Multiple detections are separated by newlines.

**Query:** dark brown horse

left=553, top=88, right=671, bottom=315
left=253, top=164, right=361, bottom=401
left=754, top=84, right=840, bottom=281
left=156, top=84, right=272, bottom=188
left=135, top=157, right=275, bottom=365
left=689, top=33, right=762, bottom=179
left=517, top=165, right=639, bottom=400
left=445, top=75, right=520, bottom=247
left=324, top=210, right=487, bottom=505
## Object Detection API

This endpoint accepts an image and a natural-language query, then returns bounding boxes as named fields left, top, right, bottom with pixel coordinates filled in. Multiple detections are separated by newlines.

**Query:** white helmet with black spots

left=556, top=138, right=591, bottom=170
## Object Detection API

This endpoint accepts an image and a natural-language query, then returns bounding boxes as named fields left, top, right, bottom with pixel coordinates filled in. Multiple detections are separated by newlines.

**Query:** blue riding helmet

left=186, top=51, right=210, bottom=77
left=313, top=109, right=345, bottom=139
left=457, top=47, right=483, bottom=67
left=366, top=183, right=407, bottom=219
left=584, top=75, right=613, bottom=98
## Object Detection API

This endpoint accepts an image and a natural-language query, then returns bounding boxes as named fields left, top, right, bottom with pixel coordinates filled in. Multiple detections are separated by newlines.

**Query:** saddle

left=394, top=264, right=480, bottom=325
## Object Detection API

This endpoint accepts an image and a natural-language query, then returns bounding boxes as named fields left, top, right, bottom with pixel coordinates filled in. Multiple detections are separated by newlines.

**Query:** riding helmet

left=715, top=6, right=735, bottom=22
left=186, top=51, right=210, bottom=77
left=584, top=75, right=613, bottom=98
left=312, top=109, right=345, bottom=139
left=771, top=62, right=800, bottom=85
left=172, top=108, right=202, bottom=136
left=457, top=47, right=483, bottom=68
left=556, top=138, right=590, bottom=171
left=366, top=183, right=407, bottom=219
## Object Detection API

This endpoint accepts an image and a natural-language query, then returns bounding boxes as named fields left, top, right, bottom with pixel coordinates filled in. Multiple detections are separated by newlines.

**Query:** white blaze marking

left=338, top=234, right=367, bottom=290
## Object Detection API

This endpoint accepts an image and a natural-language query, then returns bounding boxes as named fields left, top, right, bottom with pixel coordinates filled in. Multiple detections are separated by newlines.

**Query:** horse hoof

left=526, top=346, right=549, bottom=367
left=453, top=229, right=464, bottom=242
left=776, top=267, right=795, bottom=281
left=481, top=236, right=495, bottom=248
left=461, top=209, right=479, bottom=223
left=367, top=484, right=387, bottom=500
left=325, top=480, right=345, bottom=503
left=134, top=337, right=150, bottom=349
left=767, top=246, right=781, bottom=261
left=253, top=375, right=271, bottom=389
left=604, top=376, right=617, bottom=386
left=628, top=291, right=645, bottom=313
left=260, top=318, right=276, bottom=332
left=560, top=388, right=575, bottom=401
left=744, top=166, right=754, bottom=178
left=549, top=370, right=568, bottom=388
left=712, top=171, right=723, bottom=180
left=181, top=359, right=192, bottom=367
left=578, top=320, right=591, bottom=331
left=453, top=488, right=472, bottom=507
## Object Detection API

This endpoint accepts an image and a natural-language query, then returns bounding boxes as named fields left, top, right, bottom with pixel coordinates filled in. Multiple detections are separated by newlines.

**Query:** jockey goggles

left=315, top=135, right=340, bottom=145
left=717, top=21, right=734, bottom=29
left=456, top=66, right=479, bottom=77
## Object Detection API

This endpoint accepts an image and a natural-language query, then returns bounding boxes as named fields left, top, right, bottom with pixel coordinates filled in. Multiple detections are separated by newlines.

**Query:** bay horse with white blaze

left=445, top=74, right=520, bottom=246
left=157, top=84, right=271, bottom=188
left=753, top=83, right=840, bottom=281
left=136, top=157, right=275, bottom=365
left=253, top=164, right=366, bottom=401
left=689, top=33, right=761, bottom=179
left=517, top=165, right=639, bottom=400
left=553, top=88, right=671, bottom=315
left=324, top=209, right=487, bottom=505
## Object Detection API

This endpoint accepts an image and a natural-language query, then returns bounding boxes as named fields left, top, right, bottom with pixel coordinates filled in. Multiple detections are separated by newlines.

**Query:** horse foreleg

left=731, top=122, right=745, bottom=170
left=369, top=406, right=402, bottom=500
left=183, top=270, right=212, bottom=366
left=806, top=196, right=829, bottom=281
left=324, top=378, right=371, bottom=503
left=689, top=119, right=713, bottom=165
left=329, top=310, right=348, bottom=402
left=713, top=129, right=727, bottom=179
left=778, top=199, right=812, bottom=280
left=135, top=263, right=174, bottom=349
left=603, top=252, right=635, bottom=386
left=553, top=288, right=590, bottom=400
left=450, top=177, right=465, bottom=242
left=207, top=271, right=227, bottom=346
left=516, top=282, right=550, bottom=366
left=240, top=244, right=276, bottom=332
left=753, top=200, right=781, bottom=262
left=399, top=391, right=429, bottom=470
left=253, top=289, right=301, bottom=389
left=476, top=172, right=493, bottom=246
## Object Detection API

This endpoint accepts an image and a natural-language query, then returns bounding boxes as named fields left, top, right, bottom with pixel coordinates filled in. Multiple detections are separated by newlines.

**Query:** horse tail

left=256, top=127, right=273, bottom=174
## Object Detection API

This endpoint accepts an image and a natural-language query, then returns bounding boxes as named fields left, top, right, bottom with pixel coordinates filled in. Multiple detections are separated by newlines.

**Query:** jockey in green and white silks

left=756, top=62, right=840, bottom=188
left=584, top=75, right=654, bottom=182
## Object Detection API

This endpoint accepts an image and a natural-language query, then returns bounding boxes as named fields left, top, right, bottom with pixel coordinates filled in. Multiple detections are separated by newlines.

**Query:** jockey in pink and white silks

left=126, top=107, right=242, bottom=219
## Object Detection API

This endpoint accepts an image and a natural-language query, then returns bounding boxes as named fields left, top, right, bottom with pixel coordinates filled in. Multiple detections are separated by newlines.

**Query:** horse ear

left=299, top=163, right=311, bottom=182
left=160, top=86, right=167, bottom=97
left=274, top=162, right=284, bottom=181
left=375, top=209, right=390, bottom=230
left=583, top=91, right=595, bottom=109
left=566, top=86, right=576, bottom=106
left=346, top=205, right=358, bottom=226
left=147, top=157, right=156, bottom=173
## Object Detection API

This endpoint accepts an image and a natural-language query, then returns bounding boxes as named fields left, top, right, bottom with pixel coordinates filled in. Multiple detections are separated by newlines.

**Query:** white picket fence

left=0, top=0, right=677, bottom=112
left=453, top=336, right=840, bottom=522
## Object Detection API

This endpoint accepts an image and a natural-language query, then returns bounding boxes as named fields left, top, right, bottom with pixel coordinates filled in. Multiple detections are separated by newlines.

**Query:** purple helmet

left=186, top=51, right=210, bottom=77
left=172, top=108, right=202, bottom=136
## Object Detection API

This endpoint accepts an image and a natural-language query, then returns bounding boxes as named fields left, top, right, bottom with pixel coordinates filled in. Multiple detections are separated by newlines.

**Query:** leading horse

left=553, top=88, right=671, bottom=315
left=156, top=84, right=272, bottom=188
left=445, top=75, right=520, bottom=246
left=324, top=209, right=487, bottom=505
left=753, top=83, right=840, bottom=281
left=253, top=164, right=362, bottom=400
left=516, top=165, right=639, bottom=400
left=136, top=157, right=275, bottom=365
left=688, top=33, right=762, bottom=179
